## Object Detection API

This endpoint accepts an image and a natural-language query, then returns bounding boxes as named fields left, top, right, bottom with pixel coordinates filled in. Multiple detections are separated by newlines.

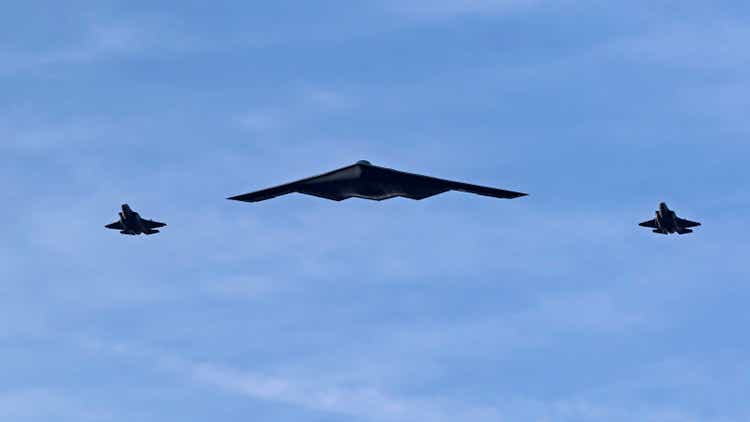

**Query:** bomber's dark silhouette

left=105, top=204, right=166, bottom=235
left=228, top=160, right=527, bottom=202
left=639, top=202, right=701, bottom=235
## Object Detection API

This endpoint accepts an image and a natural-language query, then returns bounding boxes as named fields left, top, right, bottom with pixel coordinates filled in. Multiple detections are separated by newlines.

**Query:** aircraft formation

left=106, top=160, right=701, bottom=236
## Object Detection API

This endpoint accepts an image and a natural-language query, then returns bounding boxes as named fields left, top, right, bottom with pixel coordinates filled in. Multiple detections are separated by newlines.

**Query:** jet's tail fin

left=676, top=228, right=693, bottom=235
left=144, top=229, right=160, bottom=235
left=652, top=229, right=668, bottom=235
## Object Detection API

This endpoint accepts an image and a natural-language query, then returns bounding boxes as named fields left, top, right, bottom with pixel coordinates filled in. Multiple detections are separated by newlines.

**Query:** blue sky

left=2, top=1, right=750, bottom=421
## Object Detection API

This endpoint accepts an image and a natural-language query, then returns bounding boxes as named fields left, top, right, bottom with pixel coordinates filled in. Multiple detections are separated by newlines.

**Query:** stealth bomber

left=639, top=202, right=701, bottom=235
left=106, top=204, right=166, bottom=235
left=228, top=160, right=527, bottom=203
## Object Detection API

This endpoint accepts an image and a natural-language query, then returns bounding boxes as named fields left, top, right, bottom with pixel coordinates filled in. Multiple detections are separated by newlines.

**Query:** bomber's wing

left=443, top=179, right=527, bottom=199
left=228, top=164, right=360, bottom=202
left=228, top=181, right=302, bottom=202
left=105, top=221, right=125, bottom=230
left=375, top=166, right=527, bottom=200
left=638, top=219, right=658, bottom=228
left=143, top=220, right=167, bottom=229
left=676, top=218, right=701, bottom=228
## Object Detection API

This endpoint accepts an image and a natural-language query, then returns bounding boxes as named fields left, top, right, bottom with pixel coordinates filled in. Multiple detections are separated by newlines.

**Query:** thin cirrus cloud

left=0, top=17, right=220, bottom=75
left=81, top=336, right=736, bottom=422
left=235, top=87, right=358, bottom=134
left=606, top=20, right=750, bottom=69
left=383, top=0, right=547, bottom=19
left=0, top=389, right=112, bottom=422
left=0, top=25, right=132, bottom=72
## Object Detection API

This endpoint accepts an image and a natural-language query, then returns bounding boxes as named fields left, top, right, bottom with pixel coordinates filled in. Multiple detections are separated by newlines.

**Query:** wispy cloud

left=0, top=389, right=113, bottom=422
left=191, top=363, right=464, bottom=422
left=0, top=113, right=112, bottom=153
left=384, top=0, right=547, bottom=20
left=80, top=339, right=479, bottom=422
left=609, top=20, right=750, bottom=70
left=0, top=16, right=214, bottom=74
left=601, top=19, right=750, bottom=136
left=234, top=86, right=358, bottom=135
left=80, top=336, right=738, bottom=422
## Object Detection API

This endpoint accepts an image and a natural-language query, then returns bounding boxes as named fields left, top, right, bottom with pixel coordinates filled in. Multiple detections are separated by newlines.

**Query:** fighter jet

left=639, top=202, right=701, bottom=235
left=228, top=160, right=527, bottom=203
left=105, top=204, right=166, bottom=235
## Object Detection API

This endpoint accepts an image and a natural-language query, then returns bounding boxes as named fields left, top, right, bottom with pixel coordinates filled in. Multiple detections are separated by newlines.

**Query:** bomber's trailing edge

left=639, top=202, right=701, bottom=235
left=228, top=160, right=527, bottom=203
left=106, top=204, right=166, bottom=235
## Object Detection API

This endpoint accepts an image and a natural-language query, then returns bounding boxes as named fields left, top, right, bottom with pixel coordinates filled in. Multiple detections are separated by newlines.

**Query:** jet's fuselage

left=654, top=203, right=688, bottom=234
left=656, top=206, right=675, bottom=231
left=120, top=204, right=146, bottom=234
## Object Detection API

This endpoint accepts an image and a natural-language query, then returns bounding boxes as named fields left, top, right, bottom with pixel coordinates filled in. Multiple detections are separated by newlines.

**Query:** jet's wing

left=676, top=218, right=701, bottom=228
left=638, top=219, right=658, bottom=228
left=143, top=220, right=167, bottom=229
left=105, top=221, right=125, bottom=230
